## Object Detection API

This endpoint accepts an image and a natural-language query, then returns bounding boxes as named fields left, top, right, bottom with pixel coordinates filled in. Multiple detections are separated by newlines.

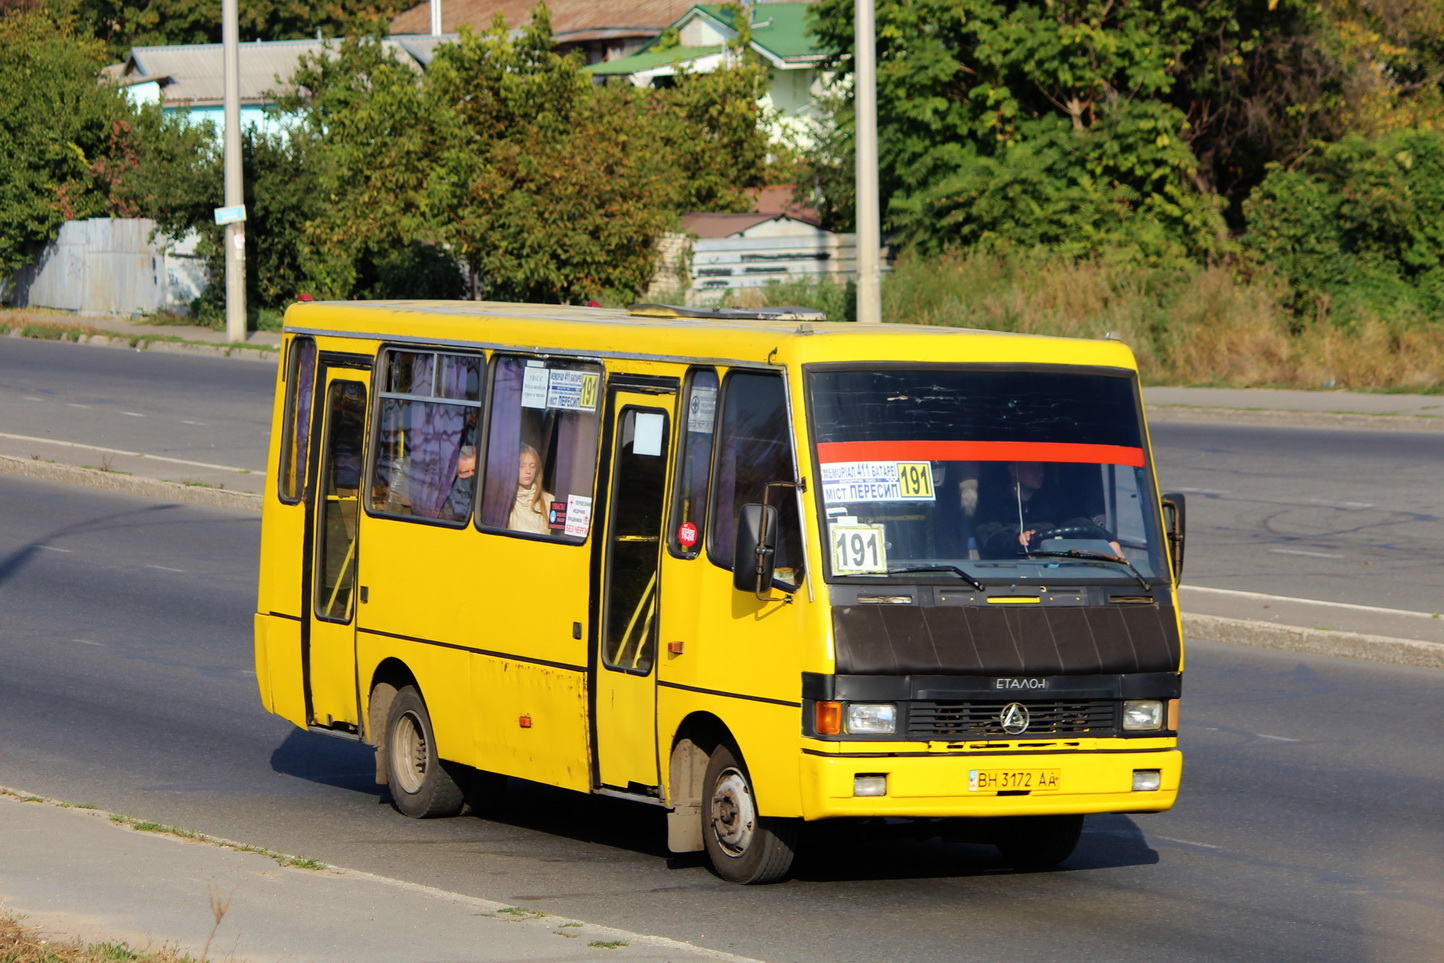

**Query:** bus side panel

left=357, top=522, right=593, bottom=788
left=470, top=656, right=590, bottom=792
left=254, top=613, right=307, bottom=727
left=658, top=565, right=834, bottom=820
left=255, top=337, right=309, bottom=726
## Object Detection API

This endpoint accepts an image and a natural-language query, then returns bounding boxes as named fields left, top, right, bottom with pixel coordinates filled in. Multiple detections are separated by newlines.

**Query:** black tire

left=701, top=743, right=799, bottom=884
left=384, top=685, right=465, bottom=819
left=994, top=814, right=1084, bottom=870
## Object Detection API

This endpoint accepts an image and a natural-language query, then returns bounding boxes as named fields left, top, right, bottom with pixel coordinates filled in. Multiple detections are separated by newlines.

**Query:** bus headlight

left=1122, top=700, right=1164, bottom=731
left=845, top=703, right=897, bottom=735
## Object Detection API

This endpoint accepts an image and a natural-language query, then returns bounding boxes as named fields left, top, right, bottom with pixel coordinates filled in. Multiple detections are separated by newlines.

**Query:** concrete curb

left=1184, top=613, right=1444, bottom=669
left=0, top=455, right=262, bottom=513
left=1147, top=404, right=1444, bottom=433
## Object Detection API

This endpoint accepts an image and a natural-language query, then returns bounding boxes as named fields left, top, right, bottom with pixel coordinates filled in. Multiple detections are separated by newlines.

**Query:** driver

left=973, top=462, right=1122, bottom=558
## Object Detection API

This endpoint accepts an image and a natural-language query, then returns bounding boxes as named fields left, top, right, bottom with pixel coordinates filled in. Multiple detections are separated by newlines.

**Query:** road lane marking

left=23, top=396, right=44, bottom=402
left=1256, top=733, right=1301, bottom=743
left=180, top=420, right=208, bottom=426
left=1160, top=837, right=1222, bottom=850
left=121, top=411, right=146, bottom=418
left=69, top=639, right=104, bottom=646
left=1170, top=487, right=1230, bottom=496
left=1306, top=498, right=1375, bottom=509
left=0, top=431, right=256, bottom=473
left=1182, top=585, right=1441, bottom=618
left=38, top=545, right=72, bottom=553
left=1270, top=548, right=1344, bottom=558
left=144, top=564, right=186, bottom=573
left=67, top=403, right=90, bottom=409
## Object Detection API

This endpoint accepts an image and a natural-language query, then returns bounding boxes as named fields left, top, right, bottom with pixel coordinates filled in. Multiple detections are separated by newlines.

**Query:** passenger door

left=593, top=388, right=675, bottom=792
left=303, top=365, right=370, bottom=730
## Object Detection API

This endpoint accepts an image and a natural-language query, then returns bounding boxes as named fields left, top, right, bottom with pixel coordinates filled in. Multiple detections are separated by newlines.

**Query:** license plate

left=968, top=769, right=1061, bottom=792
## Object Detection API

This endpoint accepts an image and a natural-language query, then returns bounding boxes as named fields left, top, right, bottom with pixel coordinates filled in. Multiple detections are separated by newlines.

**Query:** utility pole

left=854, top=0, right=882, bottom=324
left=431, top=0, right=442, bottom=35
left=221, top=0, right=247, bottom=342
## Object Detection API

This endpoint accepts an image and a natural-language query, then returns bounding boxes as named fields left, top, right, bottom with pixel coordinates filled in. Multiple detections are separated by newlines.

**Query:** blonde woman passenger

left=508, top=444, right=553, bottom=534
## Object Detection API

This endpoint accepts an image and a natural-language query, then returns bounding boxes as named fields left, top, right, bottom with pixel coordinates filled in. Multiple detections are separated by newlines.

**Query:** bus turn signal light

left=816, top=701, right=842, bottom=735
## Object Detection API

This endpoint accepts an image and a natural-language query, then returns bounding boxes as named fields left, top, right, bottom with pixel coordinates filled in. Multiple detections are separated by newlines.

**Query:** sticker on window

left=821, top=461, right=936, bottom=503
left=564, top=494, right=593, bottom=537
left=687, top=385, right=716, bottom=433
left=522, top=362, right=549, bottom=409
left=548, top=370, right=600, bottom=411
left=831, top=523, right=887, bottom=575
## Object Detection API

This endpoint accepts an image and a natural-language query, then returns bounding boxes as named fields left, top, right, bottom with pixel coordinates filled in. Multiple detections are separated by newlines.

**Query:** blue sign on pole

left=213, top=205, right=247, bottom=225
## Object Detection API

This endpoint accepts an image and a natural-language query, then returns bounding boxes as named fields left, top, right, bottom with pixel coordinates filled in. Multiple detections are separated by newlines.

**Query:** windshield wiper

left=1018, top=550, right=1151, bottom=590
left=887, top=564, right=986, bottom=592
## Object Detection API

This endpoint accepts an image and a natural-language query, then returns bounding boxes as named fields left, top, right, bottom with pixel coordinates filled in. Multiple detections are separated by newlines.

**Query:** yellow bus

left=254, top=300, right=1187, bottom=884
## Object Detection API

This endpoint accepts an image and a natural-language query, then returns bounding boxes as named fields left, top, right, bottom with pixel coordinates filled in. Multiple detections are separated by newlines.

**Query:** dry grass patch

left=0, top=911, right=202, bottom=962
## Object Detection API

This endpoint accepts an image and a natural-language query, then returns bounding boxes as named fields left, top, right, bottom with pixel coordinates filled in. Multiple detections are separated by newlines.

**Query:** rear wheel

left=701, top=744, right=798, bottom=884
left=993, top=814, right=1084, bottom=869
left=384, top=685, right=464, bottom=819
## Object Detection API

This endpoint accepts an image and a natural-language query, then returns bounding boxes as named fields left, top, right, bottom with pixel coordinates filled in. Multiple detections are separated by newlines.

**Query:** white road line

left=69, top=639, right=105, bottom=646
left=37, top=545, right=72, bottom=553
left=66, top=403, right=90, bottom=409
left=120, top=411, right=146, bottom=418
left=144, top=564, right=186, bottom=573
left=1306, top=498, right=1375, bottom=509
left=1256, top=733, right=1301, bottom=743
left=1270, top=548, right=1344, bottom=558
left=180, top=420, right=208, bottom=426
left=1170, top=487, right=1230, bottom=495
left=0, top=431, right=253, bottom=473
left=1161, top=837, right=1222, bottom=850
left=23, top=396, right=45, bottom=402
left=1181, top=585, right=1441, bottom=619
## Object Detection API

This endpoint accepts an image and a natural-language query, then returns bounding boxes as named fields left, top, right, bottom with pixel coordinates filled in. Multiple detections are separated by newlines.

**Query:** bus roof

left=282, top=300, right=1139, bottom=372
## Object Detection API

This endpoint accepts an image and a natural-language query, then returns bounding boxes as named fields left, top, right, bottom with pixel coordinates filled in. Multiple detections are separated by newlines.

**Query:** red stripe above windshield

left=816, top=440, right=1145, bottom=467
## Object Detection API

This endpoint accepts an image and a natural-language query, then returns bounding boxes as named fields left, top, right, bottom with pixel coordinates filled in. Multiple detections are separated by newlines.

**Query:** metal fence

left=2, top=218, right=209, bottom=317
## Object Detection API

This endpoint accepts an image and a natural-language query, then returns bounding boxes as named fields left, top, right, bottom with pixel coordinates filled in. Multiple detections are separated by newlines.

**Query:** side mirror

left=733, top=503, right=778, bottom=597
left=1161, top=492, right=1187, bottom=583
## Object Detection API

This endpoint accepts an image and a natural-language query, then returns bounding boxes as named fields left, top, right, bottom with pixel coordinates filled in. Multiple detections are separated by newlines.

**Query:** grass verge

left=0, top=910, right=205, bottom=962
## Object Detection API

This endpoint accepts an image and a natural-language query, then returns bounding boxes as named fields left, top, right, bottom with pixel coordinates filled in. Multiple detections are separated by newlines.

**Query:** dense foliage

left=75, top=0, right=401, bottom=55
left=0, top=3, right=213, bottom=279
left=278, top=4, right=773, bottom=304
left=805, top=0, right=1444, bottom=323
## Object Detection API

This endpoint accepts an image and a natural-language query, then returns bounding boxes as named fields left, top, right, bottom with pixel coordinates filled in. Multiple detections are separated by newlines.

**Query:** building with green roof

left=588, top=2, right=831, bottom=147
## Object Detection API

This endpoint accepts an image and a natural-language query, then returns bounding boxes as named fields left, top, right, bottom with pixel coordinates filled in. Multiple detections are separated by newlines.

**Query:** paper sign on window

left=831, top=523, right=887, bottom=574
left=821, top=461, right=935, bottom=503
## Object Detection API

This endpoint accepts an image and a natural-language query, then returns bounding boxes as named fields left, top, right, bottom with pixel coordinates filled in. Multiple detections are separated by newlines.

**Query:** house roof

left=695, top=2, right=822, bottom=62
left=586, top=2, right=824, bottom=77
left=390, top=0, right=699, bottom=43
left=116, top=39, right=418, bottom=106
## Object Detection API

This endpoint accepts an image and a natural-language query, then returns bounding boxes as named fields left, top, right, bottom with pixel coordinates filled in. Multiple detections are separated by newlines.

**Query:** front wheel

left=702, top=744, right=798, bottom=884
left=993, top=814, right=1084, bottom=870
left=384, top=685, right=465, bottom=819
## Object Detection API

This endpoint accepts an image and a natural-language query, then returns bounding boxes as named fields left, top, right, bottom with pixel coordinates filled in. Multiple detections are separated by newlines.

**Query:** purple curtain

left=481, top=360, right=524, bottom=528
left=407, top=355, right=468, bottom=519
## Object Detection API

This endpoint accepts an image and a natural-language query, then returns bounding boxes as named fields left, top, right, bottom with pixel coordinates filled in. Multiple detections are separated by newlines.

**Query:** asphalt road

left=1, top=475, right=1440, bottom=963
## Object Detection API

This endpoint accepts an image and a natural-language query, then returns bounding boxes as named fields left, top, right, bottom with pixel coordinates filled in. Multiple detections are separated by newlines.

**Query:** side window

left=367, top=349, right=483, bottom=524
left=708, top=371, right=803, bottom=588
left=278, top=337, right=316, bottom=503
left=479, top=356, right=602, bottom=540
left=668, top=368, right=718, bottom=557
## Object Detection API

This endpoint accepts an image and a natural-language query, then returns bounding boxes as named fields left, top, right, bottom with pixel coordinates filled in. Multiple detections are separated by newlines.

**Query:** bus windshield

left=808, top=365, right=1167, bottom=583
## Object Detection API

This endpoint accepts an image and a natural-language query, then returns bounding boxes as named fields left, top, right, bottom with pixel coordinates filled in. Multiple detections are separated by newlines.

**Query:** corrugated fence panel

left=3, top=218, right=208, bottom=317
left=690, top=234, right=863, bottom=293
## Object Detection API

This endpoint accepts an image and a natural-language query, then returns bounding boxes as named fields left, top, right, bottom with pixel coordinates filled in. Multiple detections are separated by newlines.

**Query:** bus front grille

left=908, top=700, right=1118, bottom=738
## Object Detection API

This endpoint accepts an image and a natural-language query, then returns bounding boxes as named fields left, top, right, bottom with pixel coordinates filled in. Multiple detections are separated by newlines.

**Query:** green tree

left=1242, top=127, right=1444, bottom=322
left=806, top=0, right=1228, bottom=262
left=0, top=5, right=133, bottom=275
left=73, top=0, right=401, bottom=56
left=278, top=4, right=774, bottom=304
